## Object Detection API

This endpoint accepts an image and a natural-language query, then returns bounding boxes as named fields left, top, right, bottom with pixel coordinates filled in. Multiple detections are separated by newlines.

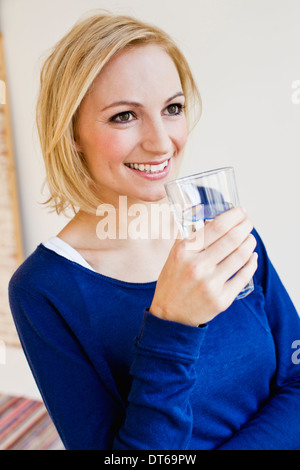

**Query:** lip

left=125, top=157, right=170, bottom=166
left=124, top=157, right=172, bottom=180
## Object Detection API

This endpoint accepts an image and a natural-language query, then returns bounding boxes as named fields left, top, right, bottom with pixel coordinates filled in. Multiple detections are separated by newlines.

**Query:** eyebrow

left=100, top=91, right=185, bottom=112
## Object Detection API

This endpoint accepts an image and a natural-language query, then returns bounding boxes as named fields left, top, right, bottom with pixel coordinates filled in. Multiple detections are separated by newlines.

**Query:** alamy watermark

left=291, top=80, right=300, bottom=105
left=95, top=196, right=205, bottom=250
left=0, top=339, right=6, bottom=365
left=96, top=197, right=178, bottom=241
left=291, top=340, right=300, bottom=365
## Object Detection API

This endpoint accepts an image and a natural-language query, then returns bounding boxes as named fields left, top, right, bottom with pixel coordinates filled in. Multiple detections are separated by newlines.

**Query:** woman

left=9, top=11, right=300, bottom=450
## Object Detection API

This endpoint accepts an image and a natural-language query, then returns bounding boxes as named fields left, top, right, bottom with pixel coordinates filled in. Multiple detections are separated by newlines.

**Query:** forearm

left=218, top=383, right=300, bottom=450
left=113, top=310, right=207, bottom=450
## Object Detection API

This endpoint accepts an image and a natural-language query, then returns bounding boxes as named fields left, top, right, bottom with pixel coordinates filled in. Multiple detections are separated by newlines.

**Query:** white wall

left=0, top=0, right=299, bottom=311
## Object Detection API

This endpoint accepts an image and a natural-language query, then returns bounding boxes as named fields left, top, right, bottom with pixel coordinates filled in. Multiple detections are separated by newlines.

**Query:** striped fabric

left=0, top=394, right=64, bottom=450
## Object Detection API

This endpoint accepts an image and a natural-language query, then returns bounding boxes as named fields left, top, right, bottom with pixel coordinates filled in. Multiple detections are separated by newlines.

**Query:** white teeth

left=125, top=160, right=169, bottom=173
left=156, top=163, right=165, bottom=172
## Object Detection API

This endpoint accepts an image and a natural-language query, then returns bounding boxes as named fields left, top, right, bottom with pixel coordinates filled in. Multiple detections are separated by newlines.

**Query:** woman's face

left=76, top=44, right=188, bottom=206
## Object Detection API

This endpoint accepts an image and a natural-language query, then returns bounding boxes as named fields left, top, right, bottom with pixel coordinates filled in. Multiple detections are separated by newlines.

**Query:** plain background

left=0, top=0, right=299, bottom=311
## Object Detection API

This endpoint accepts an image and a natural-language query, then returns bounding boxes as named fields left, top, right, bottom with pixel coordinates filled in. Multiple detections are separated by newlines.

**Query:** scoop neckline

left=38, top=243, right=158, bottom=290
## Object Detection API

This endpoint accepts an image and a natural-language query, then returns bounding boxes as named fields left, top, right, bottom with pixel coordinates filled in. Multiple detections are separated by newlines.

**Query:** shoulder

left=251, top=227, right=271, bottom=289
left=252, top=227, right=268, bottom=261
left=8, top=244, right=95, bottom=331
left=9, top=244, right=72, bottom=297
left=251, top=227, right=289, bottom=300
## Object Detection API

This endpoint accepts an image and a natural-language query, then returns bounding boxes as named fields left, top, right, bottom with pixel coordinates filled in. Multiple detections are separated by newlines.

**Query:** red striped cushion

left=0, top=394, right=64, bottom=450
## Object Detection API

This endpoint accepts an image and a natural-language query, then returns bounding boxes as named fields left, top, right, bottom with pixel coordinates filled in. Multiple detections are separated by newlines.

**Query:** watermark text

left=291, top=80, right=300, bottom=105
left=291, top=340, right=300, bottom=365
left=95, top=196, right=210, bottom=251
left=96, top=196, right=180, bottom=241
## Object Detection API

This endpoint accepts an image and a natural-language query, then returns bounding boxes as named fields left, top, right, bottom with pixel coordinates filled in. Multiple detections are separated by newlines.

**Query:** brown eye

left=167, top=105, right=179, bottom=114
left=118, top=112, right=131, bottom=121
left=165, top=103, right=184, bottom=116
left=110, top=111, right=135, bottom=123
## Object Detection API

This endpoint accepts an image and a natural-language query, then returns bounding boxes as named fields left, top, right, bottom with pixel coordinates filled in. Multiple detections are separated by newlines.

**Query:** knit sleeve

left=218, top=229, right=300, bottom=450
left=9, top=281, right=206, bottom=450
left=113, top=310, right=207, bottom=449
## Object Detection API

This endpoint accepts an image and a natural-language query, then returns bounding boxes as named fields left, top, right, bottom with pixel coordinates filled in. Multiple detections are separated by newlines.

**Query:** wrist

left=149, top=301, right=168, bottom=321
left=149, top=301, right=204, bottom=328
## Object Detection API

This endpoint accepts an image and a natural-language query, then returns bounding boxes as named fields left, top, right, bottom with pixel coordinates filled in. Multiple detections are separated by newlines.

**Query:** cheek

left=173, top=120, right=188, bottom=151
left=83, top=128, right=136, bottom=168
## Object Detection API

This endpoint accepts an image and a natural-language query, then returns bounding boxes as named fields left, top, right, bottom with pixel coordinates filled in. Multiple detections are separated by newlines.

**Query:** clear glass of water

left=164, top=167, right=254, bottom=300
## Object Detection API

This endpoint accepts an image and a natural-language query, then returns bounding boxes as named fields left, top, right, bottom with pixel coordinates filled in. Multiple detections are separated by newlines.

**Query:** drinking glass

left=164, top=167, right=254, bottom=300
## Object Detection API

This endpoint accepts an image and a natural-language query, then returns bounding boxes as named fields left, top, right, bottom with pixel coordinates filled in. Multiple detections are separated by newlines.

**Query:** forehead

left=90, top=44, right=182, bottom=101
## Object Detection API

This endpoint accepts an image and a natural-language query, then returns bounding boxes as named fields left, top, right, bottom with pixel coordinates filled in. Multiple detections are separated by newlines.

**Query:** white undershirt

left=43, top=236, right=96, bottom=272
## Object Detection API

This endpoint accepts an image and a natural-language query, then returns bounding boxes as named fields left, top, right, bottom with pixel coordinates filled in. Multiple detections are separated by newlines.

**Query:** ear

left=74, top=138, right=83, bottom=153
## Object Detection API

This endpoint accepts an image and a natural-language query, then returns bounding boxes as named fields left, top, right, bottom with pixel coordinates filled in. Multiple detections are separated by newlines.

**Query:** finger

left=184, top=225, right=205, bottom=252
left=214, top=234, right=257, bottom=283
left=203, top=217, right=254, bottom=266
left=179, top=206, right=249, bottom=254
left=203, top=206, right=248, bottom=248
left=222, top=251, right=258, bottom=301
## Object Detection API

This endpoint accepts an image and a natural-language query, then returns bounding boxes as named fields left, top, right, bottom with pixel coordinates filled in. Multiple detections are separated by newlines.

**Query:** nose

left=141, top=117, right=172, bottom=156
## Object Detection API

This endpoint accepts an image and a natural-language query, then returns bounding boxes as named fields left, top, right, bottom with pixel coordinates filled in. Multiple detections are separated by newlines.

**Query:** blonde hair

left=36, top=10, right=202, bottom=215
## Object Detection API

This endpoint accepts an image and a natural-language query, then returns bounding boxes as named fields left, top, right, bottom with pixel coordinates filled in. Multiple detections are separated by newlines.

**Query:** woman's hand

left=149, top=207, right=258, bottom=327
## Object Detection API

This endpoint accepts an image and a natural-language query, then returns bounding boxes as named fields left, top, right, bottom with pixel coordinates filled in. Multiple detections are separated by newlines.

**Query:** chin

left=140, top=188, right=169, bottom=203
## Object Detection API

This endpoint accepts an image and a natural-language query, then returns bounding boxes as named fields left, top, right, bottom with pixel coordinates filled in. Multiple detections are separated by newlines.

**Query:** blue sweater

left=8, top=229, right=300, bottom=450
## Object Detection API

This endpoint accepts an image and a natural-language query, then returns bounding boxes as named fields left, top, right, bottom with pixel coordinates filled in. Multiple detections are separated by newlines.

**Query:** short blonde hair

left=36, top=10, right=202, bottom=215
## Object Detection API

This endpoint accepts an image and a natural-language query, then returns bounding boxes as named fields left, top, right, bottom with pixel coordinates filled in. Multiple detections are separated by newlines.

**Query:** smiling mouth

left=124, top=159, right=170, bottom=174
